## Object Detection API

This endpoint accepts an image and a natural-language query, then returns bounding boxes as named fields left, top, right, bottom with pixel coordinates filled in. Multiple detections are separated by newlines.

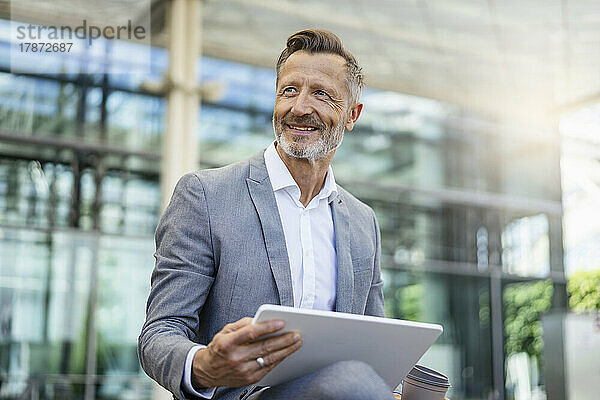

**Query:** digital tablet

left=252, top=304, right=443, bottom=388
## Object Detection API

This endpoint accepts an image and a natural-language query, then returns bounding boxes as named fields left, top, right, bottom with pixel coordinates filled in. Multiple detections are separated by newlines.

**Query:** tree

left=503, top=280, right=553, bottom=358
left=567, top=269, right=600, bottom=312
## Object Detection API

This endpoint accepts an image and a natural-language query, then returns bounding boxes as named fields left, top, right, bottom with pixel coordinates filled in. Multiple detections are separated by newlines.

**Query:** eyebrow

left=278, top=77, right=340, bottom=97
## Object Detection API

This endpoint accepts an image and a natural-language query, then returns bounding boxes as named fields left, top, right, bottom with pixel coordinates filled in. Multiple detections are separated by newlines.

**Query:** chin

left=276, top=129, right=336, bottom=160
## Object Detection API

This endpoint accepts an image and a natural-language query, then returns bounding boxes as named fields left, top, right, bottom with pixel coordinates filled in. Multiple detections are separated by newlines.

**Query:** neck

left=275, top=143, right=334, bottom=207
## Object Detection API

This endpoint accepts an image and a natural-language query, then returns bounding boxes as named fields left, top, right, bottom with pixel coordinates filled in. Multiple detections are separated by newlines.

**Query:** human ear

left=345, top=102, right=363, bottom=131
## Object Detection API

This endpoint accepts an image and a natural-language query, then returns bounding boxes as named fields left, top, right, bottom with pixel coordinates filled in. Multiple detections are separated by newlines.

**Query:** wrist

left=191, top=348, right=214, bottom=389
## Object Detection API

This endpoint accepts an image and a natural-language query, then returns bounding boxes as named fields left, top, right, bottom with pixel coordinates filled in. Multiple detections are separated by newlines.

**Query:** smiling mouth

left=286, top=124, right=318, bottom=133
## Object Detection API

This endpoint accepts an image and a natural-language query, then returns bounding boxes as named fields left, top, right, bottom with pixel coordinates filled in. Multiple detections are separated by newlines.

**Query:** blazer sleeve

left=138, top=173, right=216, bottom=399
left=365, top=209, right=386, bottom=318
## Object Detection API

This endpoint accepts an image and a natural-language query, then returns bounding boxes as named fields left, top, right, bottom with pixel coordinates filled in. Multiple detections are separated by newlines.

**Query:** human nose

left=290, top=90, right=312, bottom=116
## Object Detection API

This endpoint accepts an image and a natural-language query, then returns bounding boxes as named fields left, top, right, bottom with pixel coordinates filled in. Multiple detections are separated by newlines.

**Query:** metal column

left=160, top=0, right=202, bottom=211
left=490, top=267, right=505, bottom=400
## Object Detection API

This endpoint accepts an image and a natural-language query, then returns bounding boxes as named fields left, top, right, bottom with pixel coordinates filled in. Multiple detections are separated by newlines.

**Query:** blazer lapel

left=246, top=152, right=294, bottom=307
left=332, top=192, right=354, bottom=313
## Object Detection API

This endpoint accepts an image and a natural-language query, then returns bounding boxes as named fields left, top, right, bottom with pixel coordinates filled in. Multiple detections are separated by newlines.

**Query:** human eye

left=282, top=87, right=297, bottom=95
left=314, top=89, right=330, bottom=98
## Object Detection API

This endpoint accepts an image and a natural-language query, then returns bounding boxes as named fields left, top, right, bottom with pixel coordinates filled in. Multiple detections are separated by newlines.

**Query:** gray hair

left=276, top=29, right=364, bottom=105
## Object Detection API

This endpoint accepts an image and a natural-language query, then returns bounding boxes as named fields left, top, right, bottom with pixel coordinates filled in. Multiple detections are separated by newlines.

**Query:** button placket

left=299, top=209, right=315, bottom=308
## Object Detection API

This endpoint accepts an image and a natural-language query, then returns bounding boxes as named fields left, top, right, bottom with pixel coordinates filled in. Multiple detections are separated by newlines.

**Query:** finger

left=229, top=319, right=285, bottom=345
left=244, top=331, right=301, bottom=361
left=262, top=335, right=302, bottom=369
left=221, top=317, right=253, bottom=333
left=249, top=338, right=303, bottom=380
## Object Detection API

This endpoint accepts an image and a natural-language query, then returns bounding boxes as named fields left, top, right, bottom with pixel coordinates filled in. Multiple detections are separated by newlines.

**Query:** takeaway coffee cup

left=397, top=365, right=450, bottom=400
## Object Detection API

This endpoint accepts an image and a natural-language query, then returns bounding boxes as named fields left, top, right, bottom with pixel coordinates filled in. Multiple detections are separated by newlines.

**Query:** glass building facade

left=0, top=19, right=567, bottom=400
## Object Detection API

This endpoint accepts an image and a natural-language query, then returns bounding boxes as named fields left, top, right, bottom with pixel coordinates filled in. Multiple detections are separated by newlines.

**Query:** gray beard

left=272, top=115, right=345, bottom=161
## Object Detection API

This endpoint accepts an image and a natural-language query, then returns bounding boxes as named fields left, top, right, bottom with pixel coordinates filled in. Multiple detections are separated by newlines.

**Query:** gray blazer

left=138, top=150, right=385, bottom=400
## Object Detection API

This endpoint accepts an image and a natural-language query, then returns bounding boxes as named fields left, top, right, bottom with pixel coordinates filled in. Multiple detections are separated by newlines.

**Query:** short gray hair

left=276, top=29, right=364, bottom=105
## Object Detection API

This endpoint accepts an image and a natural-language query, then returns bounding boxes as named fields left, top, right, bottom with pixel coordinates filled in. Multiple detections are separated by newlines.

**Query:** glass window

left=106, top=91, right=165, bottom=152
left=383, top=270, right=493, bottom=400
left=501, top=214, right=550, bottom=277
left=503, top=280, right=554, bottom=400
left=95, top=235, right=154, bottom=400
left=0, top=73, right=79, bottom=138
left=0, top=228, right=95, bottom=397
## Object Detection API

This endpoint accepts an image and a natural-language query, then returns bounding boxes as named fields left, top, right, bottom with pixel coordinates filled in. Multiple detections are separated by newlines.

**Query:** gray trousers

left=244, top=361, right=393, bottom=400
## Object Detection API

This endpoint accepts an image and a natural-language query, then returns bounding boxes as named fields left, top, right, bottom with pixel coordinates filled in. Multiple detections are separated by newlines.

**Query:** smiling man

left=138, top=29, right=391, bottom=400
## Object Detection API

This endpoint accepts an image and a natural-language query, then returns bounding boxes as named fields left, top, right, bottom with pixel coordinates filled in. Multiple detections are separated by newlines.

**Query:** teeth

left=289, top=125, right=316, bottom=131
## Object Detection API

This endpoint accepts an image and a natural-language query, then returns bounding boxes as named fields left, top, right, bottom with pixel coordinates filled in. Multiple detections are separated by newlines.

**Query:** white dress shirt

left=264, top=142, right=338, bottom=310
left=183, top=142, right=338, bottom=398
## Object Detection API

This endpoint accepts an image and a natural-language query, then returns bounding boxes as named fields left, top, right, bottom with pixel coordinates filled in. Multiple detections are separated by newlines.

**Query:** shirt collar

left=264, top=142, right=338, bottom=203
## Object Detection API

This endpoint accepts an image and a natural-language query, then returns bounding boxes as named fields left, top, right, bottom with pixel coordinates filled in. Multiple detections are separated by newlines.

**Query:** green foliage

left=567, top=269, right=600, bottom=312
left=399, top=284, right=423, bottom=321
left=503, top=280, right=553, bottom=357
left=384, top=283, right=423, bottom=321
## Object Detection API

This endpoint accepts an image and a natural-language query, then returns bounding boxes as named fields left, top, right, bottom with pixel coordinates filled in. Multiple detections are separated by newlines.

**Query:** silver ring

left=256, top=357, right=266, bottom=369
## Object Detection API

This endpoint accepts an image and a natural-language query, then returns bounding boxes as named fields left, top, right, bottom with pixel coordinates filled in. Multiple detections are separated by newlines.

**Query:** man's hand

left=191, top=317, right=303, bottom=389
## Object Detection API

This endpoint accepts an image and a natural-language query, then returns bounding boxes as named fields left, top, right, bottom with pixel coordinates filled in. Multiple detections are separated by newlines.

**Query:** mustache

left=280, top=114, right=325, bottom=130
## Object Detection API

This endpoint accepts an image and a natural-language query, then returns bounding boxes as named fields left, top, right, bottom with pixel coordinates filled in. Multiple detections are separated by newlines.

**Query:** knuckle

left=207, top=341, right=220, bottom=354
left=246, top=328, right=258, bottom=342
left=211, top=333, right=223, bottom=343
left=212, top=340, right=228, bottom=355
left=261, top=340, right=272, bottom=354
left=221, top=338, right=234, bottom=351
left=222, top=323, right=235, bottom=333
left=228, top=353, right=242, bottom=365
left=263, top=354, right=276, bottom=366
left=227, top=358, right=238, bottom=368
left=228, top=353, right=245, bottom=367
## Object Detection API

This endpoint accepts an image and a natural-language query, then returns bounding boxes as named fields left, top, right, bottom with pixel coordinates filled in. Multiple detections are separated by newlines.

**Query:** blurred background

left=1, top=0, right=600, bottom=399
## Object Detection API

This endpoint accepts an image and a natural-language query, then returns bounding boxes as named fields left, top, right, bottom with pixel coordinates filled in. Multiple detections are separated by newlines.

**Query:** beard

left=272, top=113, right=346, bottom=161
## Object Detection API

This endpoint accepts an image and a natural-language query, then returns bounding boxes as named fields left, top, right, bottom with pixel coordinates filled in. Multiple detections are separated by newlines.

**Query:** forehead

left=278, top=51, right=348, bottom=88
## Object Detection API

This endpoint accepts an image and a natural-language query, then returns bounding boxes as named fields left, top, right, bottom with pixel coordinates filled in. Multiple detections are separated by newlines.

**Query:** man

left=138, top=29, right=391, bottom=400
